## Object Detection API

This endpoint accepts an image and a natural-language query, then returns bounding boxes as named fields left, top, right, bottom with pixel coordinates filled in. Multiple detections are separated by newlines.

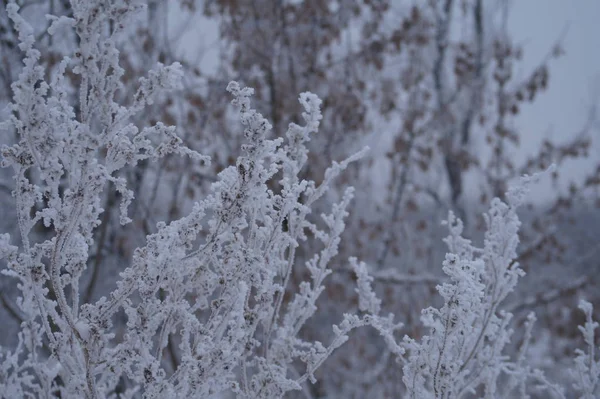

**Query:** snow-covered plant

left=400, top=171, right=568, bottom=399
left=2, top=2, right=600, bottom=399
left=0, top=2, right=401, bottom=398
left=0, top=1, right=201, bottom=396
left=571, top=300, right=600, bottom=399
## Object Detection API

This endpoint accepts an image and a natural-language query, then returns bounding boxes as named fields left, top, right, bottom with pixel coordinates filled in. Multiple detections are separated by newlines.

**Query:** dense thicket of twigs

left=0, top=1, right=598, bottom=398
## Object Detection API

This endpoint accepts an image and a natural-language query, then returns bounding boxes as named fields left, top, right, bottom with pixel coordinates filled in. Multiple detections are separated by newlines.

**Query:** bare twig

left=508, top=275, right=589, bottom=315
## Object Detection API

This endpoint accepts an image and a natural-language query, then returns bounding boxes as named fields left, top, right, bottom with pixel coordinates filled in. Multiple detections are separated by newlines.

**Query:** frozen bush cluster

left=0, top=1, right=598, bottom=398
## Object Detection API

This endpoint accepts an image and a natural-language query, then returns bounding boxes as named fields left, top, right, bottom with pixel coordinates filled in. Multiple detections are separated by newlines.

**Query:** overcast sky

left=509, top=0, right=600, bottom=190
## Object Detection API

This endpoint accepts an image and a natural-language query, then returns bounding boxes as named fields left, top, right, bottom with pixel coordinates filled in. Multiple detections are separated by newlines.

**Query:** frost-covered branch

left=0, top=2, right=597, bottom=399
left=571, top=300, right=600, bottom=399
left=400, top=170, right=568, bottom=399
left=0, top=3, right=393, bottom=397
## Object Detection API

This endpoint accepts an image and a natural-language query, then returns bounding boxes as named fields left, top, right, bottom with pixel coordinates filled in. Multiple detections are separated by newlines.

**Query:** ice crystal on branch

left=401, top=171, right=569, bottom=399
left=0, top=2, right=597, bottom=398
left=0, top=2, right=389, bottom=397
left=571, top=300, right=600, bottom=399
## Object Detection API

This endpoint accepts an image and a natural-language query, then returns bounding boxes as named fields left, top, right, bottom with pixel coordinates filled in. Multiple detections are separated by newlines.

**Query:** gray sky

left=509, top=0, right=600, bottom=192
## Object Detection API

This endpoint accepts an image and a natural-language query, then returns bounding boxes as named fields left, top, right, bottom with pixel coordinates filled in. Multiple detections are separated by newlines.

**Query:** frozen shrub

left=0, top=2, right=597, bottom=399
